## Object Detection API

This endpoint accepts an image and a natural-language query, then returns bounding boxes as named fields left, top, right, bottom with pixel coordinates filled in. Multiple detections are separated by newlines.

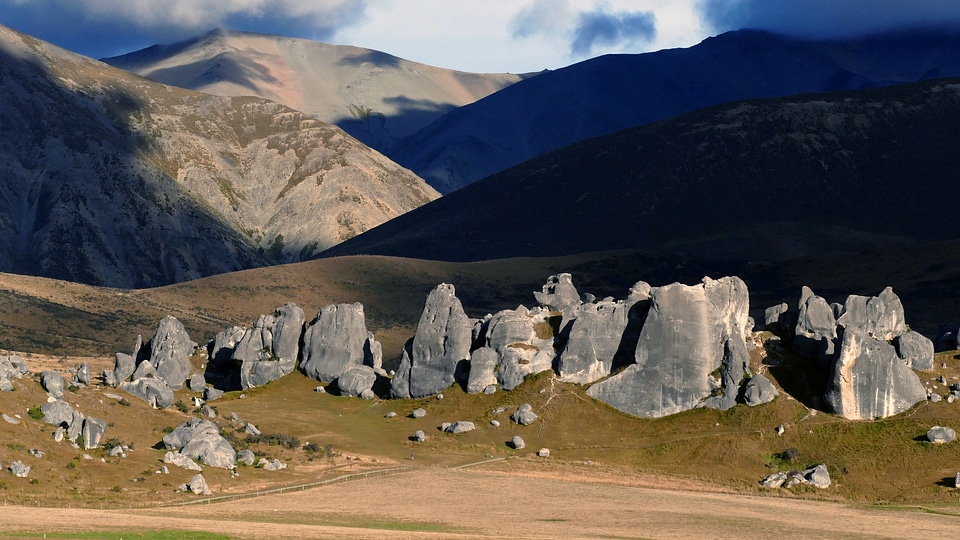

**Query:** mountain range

left=0, top=24, right=437, bottom=287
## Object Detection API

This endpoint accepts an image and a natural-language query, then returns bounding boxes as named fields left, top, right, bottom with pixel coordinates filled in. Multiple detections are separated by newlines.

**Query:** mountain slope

left=389, top=28, right=960, bottom=193
left=102, top=29, right=528, bottom=151
left=0, top=25, right=438, bottom=287
left=321, top=77, right=960, bottom=263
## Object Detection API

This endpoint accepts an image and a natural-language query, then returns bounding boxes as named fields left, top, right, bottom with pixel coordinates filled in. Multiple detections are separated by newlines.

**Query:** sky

left=2, top=0, right=960, bottom=74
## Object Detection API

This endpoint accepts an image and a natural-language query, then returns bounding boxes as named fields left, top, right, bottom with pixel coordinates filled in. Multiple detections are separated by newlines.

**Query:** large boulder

left=793, top=287, right=838, bottom=368
left=927, top=426, right=956, bottom=444
left=466, top=347, right=499, bottom=394
left=40, top=370, right=64, bottom=399
left=0, top=355, right=27, bottom=381
left=587, top=280, right=728, bottom=418
left=180, top=473, right=212, bottom=495
left=534, top=273, right=581, bottom=312
left=162, top=418, right=220, bottom=450
left=700, top=276, right=752, bottom=411
left=336, top=365, right=377, bottom=398
left=893, top=331, right=935, bottom=371
left=301, top=303, right=371, bottom=383
left=130, top=360, right=159, bottom=381
left=391, top=284, right=473, bottom=399
left=557, top=282, right=650, bottom=384
left=824, top=328, right=926, bottom=420
left=120, top=377, right=175, bottom=409
left=164, top=418, right=236, bottom=469
left=743, top=374, right=779, bottom=407
left=477, top=306, right=555, bottom=390
left=836, top=287, right=907, bottom=341
left=511, top=403, right=538, bottom=425
left=148, top=316, right=196, bottom=390
left=41, top=399, right=74, bottom=427
left=237, top=303, right=306, bottom=388
left=164, top=451, right=202, bottom=471
left=81, top=417, right=106, bottom=449
left=109, top=353, right=136, bottom=387
left=74, top=363, right=90, bottom=386
left=763, top=302, right=791, bottom=331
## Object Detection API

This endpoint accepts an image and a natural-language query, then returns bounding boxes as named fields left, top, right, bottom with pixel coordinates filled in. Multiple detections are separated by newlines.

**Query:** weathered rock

left=764, top=303, right=791, bottom=331
left=111, top=353, right=136, bottom=386
left=74, top=363, right=90, bottom=386
left=836, top=287, right=907, bottom=341
left=163, top=451, right=202, bottom=471
left=2, top=413, right=19, bottom=425
left=121, top=377, right=175, bottom=409
left=181, top=431, right=237, bottom=469
left=478, top=306, right=557, bottom=390
left=927, top=426, right=957, bottom=444
left=587, top=281, right=727, bottom=418
left=259, top=458, right=286, bottom=471
left=130, top=359, right=159, bottom=381
left=391, top=285, right=473, bottom=399
left=0, top=377, right=12, bottom=392
left=930, top=393, right=943, bottom=403
left=148, top=316, right=197, bottom=390
left=534, top=273, right=580, bottom=312
left=81, top=417, right=106, bottom=449
left=824, top=328, right=927, bottom=420
left=237, top=449, right=255, bottom=466
left=53, top=426, right=65, bottom=442
left=0, top=355, right=27, bottom=381
left=301, top=303, right=370, bottom=383
left=41, top=399, right=74, bottom=427
left=413, top=430, right=426, bottom=442
left=8, top=460, right=29, bottom=478
left=444, top=421, right=475, bottom=433
left=229, top=303, right=306, bottom=389
left=201, top=405, right=217, bottom=418
left=188, top=373, right=206, bottom=392
left=511, top=403, right=538, bottom=425
left=803, top=464, right=831, bottom=488
left=411, top=407, right=427, bottom=419
left=244, top=422, right=261, bottom=436
left=163, top=418, right=220, bottom=450
left=557, top=283, right=650, bottom=384
left=180, top=473, right=212, bottom=495
left=204, top=387, right=224, bottom=401
left=511, top=435, right=525, bottom=449
left=359, top=388, right=375, bottom=400
left=40, top=370, right=64, bottom=399
left=743, top=374, right=779, bottom=407
left=793, top=287, right=838, bottom=368
left=538, top=448, right=551, bottom=458
left=466, top=347, right=499, bottom=394
left=66, top=409, right=85, bottom=442
left=894, top=331, right=935, bottom=371
left=336, top=365, right=377, bottom=398
left=365, top=332, right=384, bottom=374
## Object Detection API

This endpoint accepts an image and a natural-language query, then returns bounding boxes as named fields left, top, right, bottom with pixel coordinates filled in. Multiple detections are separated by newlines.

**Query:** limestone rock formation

left=413, top=429, right=426, bottom=442
left=474, top=305, right=556, bottom=391
left=587, top=278, right=749, bottom=418
left=148, top=316, right=197, bottom=390
left=108, top=353, right=136, bottom=388
left=511, top=403, right=538, bottom=426
left=894, top=331, right=935, bottom=371
left=743, top=374, right=779, bottom=407
left=927, top=426, right=956, bottom=444
left=164, top=418, right=236, bottom=469
left=793, top=287, right=838, bottom=369
left=237, top=449, right=256, bottom=466
left=466, top=347, right=499, bottom=394
left=443, top=421, right=475, bottom=434
left=81, top=417, right=106, bottom=449
left=0, top=355, right=28, bottom=391
left=534, top=273, right=581, bottom=312
left=511, top=435, right=526, bottom=449
left=40, top=370, right=64, bottom=399
left=391, top=284, right=473, bottom=399
left=8, top=460, right=29, bottom=478
left=336, top=366, right=377, bottom=398
left=188, top=373, right=207, bottom=392
left=764, top=302, right=791, bottom=331
left=179, top=473, right=213, bottom=496
left=823, top=328, right=926, bottom=420
left=74, top=363, right=90, bottom=386
left=120, top=377, right=175, bottom=409
left=301, top=303, right=371, bottom=383
left=557, top=282, right=650, bottom=384
left=836, top=287, right=907, bottom=341
left=164, top=451, right=202, bottom=471
left=40, top=399, right=74, bottom=428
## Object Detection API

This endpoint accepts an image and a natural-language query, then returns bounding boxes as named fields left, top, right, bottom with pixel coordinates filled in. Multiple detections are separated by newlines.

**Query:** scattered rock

left=81, top=417, right=106, bottom=449
left=237, top=449, right=255, bottom=466
left=203, top=387, right=224, bottom=401
left=511, top=435, right=525, bottom=449
left=8, top=460, right=29, bottom=478
left=511, top=403, right=538, bottom=425
left=930, top=393, right=943, bottom=403
left=894, top=331, right=935, bottom=371
left=483, top=385, right=497, bottom=395
left=41, top=399, right=74, bottom=427
left=258, top=458, right=286, bottom=471
left=27, top=448, right=43, bottom=458
left=164, top=418, right=236, bottom=469
left=411, top=408, right=427, bottom=419
left=120, top=377, right=175, bottom=409
left=927, top=426, right=957, bottom=444
left=413, top=430, right=426, bottom=442
left=385, top=412, right=397, bottom=418
left=314, top=386, right=326, bottom=394
left=244, top=423, right=261, bottom=436
left=793, top=287, right=838, bottom=368
left=73, top=363, right=90, bottom=386
left=179, top=473, right=212, bottom=495
left=359, top=388, right=376, bottom=400
left=761, top=464, right=830, bottom=489
left=2, top=413, right=19, bottom=425
left=803, top=464, right=832, bottom=488
left=148, top=316, right=197, bottom=390
left=336, top=365, right=377, bottom=398
left=538, top=448, right=551, bottom=458
left=490, top=420, right=500, bottom=427
left=775, top=425, right=785, bottom=436
left=188, top=373, right=206, bottom=392
left=40, top=370, right=64, bottom=399
left=763, top=302, right=791, bottom=331
left=466, top=347, right=499, bottom=394
left=444, top=421, right=476, bottom=434
left=110, top=352, right=136, bottom=387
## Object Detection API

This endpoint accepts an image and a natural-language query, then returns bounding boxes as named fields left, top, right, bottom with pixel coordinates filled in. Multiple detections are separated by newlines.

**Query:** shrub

left=27, top=406, right=43, bottom=420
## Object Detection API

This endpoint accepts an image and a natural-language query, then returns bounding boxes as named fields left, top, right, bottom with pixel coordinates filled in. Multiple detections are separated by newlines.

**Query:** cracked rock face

left=301, top=303, right=371, bottom=383
left=148, top=316, right=197, bottom=390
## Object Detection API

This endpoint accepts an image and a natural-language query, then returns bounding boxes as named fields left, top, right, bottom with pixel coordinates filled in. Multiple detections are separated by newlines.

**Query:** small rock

left=927, top=426, right=957, bottom=444
left=483, top=385, right=497, bottom=395
left=359, top=388, right=375, bottom=400
left=203, top=387, right=224, bottom=401
left=538, top=448, right=551, bottom=458
left=81, top=454, right=93, bottom=460
left=490, top=420, right=500, bottom=427
left=53, top=426, right=64, bottom=442
left=411, top=408, right=427, bottom=419
left=107, top=446, right=124, bottom=457
left=244, top=423, right=261, bottom=436
left=314, top=386, right=326, bottom=393
left=259, top=458, right=286, bottom=471
left=2, top=413, right=19, bottom=425
left=803, top=464, right=831, bottom=488
left=511, top=435, right=525, bottom=449
left=492, top=406, right=506, bottom=415
left=950, top=395, right=956, bottom=404
left=444, top=421, right=476, bottom=434
left=9, top=460, right=30, bottom=478
left=27, top=449, right=43, bottom=458
left=775, top=424, right=785, bottom=436
left=511, top=403, right=538, bottom=425
left=930, top=393, right=943, bottom=403
left=940, top=376, right=948, bottom=385
left=385, top=412, right=397, bottom=418
left=436, top=393, right=444, bottom=400
left=160, top=465, right=169, bottom=474
left=237, top=449, right=255, bottom=466
left=179, top=473, right=212, bottom=495
left=414, top=430, right=426, bottom=442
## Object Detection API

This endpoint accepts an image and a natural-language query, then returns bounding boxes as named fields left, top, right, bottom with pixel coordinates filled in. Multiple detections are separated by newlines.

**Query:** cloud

left=699, top=0, right=960, bottom=39
left=512, top=1, right=656, bottom=58
left=571, top=10, right=657, bottom=56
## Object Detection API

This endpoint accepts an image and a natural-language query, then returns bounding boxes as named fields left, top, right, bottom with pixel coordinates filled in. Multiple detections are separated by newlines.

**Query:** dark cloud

left=571, top=9, right=657, bottom=56
left=699, top=0, right=960, bottom=39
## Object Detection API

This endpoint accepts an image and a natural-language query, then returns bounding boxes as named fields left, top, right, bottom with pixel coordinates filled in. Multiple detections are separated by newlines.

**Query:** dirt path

left=2, top=468, right=959, bottom=539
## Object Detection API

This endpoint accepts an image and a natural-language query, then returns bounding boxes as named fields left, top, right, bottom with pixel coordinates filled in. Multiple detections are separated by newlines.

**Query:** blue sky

left=2, top=0, right=960, bottom=73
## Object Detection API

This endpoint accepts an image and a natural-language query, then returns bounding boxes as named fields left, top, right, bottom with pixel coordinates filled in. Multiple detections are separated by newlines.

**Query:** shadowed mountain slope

left=321, top=77, right=960, bottom=264
left=389, top=28, right=960, bottom=193
left=0, top=25, right=438, bottom=288
left=102, top=29, right=528, bottom=152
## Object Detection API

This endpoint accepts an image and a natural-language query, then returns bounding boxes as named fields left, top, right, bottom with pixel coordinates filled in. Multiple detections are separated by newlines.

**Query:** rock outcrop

left=40, top=370, right=64, bottom=399
left=120, top=377, right=175, bottom=409
left=391, top=284, right=473, bottom=399
left=793, top=287, right=838, bottom=369
left=163, top=418, right=236, bottom=469
left=743, top=374, right=779, bottom=407
left=894, top=331, right=935, bottom=371
left=823, top=328, right=926, bottom=420
left=209, top=304, right=306, bottom=389
left=300, top=303, right=374, bottom=383
left=336, top=365, right=377, bottom=398
left=472, top=305, right=556, bottom=391
left=534, top=273, right=581, bottom=312
left=81, top=417, right=106, bottom=449
left=0, top=355, right=28, bottom=391
left=836, top=287, right=907, bottom=341
left=927, top=426, right=956, bottom=444
left=148, top=316, right=197, bottom=390
left=511, top=403, right=538, bottom=426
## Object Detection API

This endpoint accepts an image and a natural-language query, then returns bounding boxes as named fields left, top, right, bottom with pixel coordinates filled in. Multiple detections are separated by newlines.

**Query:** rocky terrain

left=103, top=29, right=528, bottom=152
left=0, top=24, right=438, bottom=287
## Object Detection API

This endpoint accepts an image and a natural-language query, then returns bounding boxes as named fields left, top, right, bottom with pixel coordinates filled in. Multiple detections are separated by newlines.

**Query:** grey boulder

left=534, top=273, right=580, bottom=312
left=233, top=303, right=306, bottom=389
left=41, top=399, right=74, bottom=427
left=130, top=360, right=159, bottom=381
left=511, top=435, right=525, bottom=449
left=477, top=306, right=555, bottom=391
left=743, top=374, right=779, bottom=407
left=413, top=430, right=426, bottom=442
left=237, top=449, right=255, bottom=466
left=793, top=287, right=838, bottom=368
left=443, top=421, right=476, bottom=433
left=300, top=303, right=370, bottom=383
left=188, top=373, right=206, bottom=392
left=180, top=473, right=212, bottom=495
left=40, top=370, right=64, bottom=399
left=511, top=403, right=538, bottom=425
left=391, top=284, right=473, bottom=399
left=894, top=331, right=935, bottom=371
left=763, top=302, right=791, bottom=331
left=824, top=328, right=926, bottom=420
left=148, top=316, right=197, bottom=390
left=120, top=377, right=175, bottom=409
left=81, top=417, right=106, bottom=449
left=836, top=287, right=907, bottom=341
left=74, top=363, right=90, bottom=386
left=336, top=365, right=377, bottom=398
left=181, top=432, right=236, bottom=469
left=163, top=451, right=202, bottom=471
left=162, top=418, right=220, bottom=450
left=466, top=347, right=499, bottom=394
left=8, top=460, right=29, bottom=478
left=927, top=426, right=957, bottom=444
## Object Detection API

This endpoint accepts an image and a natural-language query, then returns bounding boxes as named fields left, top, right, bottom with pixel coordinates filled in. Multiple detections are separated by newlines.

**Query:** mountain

left=0, top=24, right=438, bottom=288
left=102, top=29, right=528, bottom=152
left=321, top=77, right=960, bottom=266
left=388, top=28, right=960, bottom=193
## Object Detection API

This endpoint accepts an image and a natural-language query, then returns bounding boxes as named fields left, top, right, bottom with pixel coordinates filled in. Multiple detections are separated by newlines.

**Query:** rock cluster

left=107, top=318, right=197, bottom=408
left=0, top=354, right=28, bottom=391
left=40, top=399, right=106, bottom=449
left=760, top=464, right=831, bottom=489
left=162, top=418, right=236, bottom=469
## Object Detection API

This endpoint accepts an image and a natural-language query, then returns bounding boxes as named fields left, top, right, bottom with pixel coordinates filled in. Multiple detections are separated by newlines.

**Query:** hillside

left=389, top=28, right=960, bottom=193
left=322, top=77, right=960, bottom=273
left=0, top=25, right=438, bottom=287
left=103, top=29, right=528, bottom=152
